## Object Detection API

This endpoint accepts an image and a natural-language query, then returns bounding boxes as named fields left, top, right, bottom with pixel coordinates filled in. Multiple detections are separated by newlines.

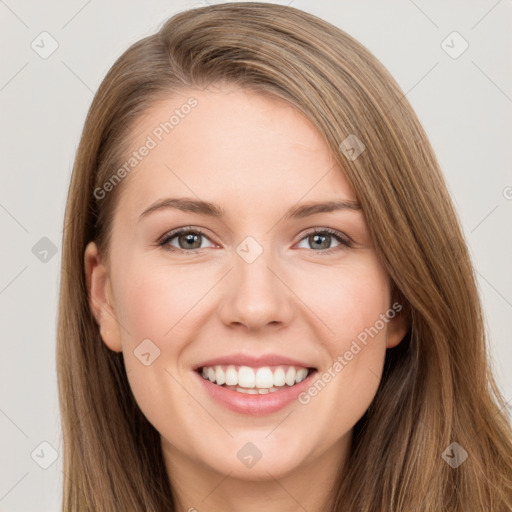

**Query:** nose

left=217, top=243, right=295, bottom=332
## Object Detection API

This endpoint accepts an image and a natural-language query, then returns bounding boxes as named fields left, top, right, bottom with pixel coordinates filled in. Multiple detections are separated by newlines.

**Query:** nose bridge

left=219, top=234, right=294, bottom=329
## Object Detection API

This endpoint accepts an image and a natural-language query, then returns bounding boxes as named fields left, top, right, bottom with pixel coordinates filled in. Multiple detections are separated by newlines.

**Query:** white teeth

left=285, top=366, right=296, bottom=386
left=225, top=365, right=238, bottom=386
left=255, top=367, right=273, bottom=388
left=273, top=366, right=286, bottom=387
left=238, top=366, right=256, bottom=388
left=295, top=368, right=308, bottom=383
left=215, top=366, right=225, bottom=386
left=198, top=364, right=313, bottom=389
left=225, top=385, right=282, bottom=394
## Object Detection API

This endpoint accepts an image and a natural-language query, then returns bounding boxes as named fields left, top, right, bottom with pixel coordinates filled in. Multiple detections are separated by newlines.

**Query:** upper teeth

left=201, top=365, right=310, bottom=389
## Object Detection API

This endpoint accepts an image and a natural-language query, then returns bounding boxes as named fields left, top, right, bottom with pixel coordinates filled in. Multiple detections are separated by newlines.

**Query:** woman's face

left=85, top=83, right=407, bottom=486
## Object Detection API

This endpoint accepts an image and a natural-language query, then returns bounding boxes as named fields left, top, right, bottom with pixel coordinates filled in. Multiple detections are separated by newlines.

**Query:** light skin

left=85, top=83, right=408, bottom=512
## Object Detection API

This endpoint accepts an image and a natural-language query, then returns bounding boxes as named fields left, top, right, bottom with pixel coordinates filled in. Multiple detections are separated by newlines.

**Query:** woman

left=57, top=2, right=512, bottom=510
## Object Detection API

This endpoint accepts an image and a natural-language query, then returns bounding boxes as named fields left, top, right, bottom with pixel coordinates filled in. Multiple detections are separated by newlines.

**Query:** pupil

left=311, top=234, right=329, bottom=249
left=180, top=233, right=201, bottom=249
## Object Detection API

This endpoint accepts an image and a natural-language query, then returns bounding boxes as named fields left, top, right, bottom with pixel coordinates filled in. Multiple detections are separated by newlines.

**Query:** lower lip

left=193, top=369, right=317, bottom=416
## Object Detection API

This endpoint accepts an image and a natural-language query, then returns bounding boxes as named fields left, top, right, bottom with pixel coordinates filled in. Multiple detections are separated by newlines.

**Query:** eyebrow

left=138, top=197, right=362, bottom=222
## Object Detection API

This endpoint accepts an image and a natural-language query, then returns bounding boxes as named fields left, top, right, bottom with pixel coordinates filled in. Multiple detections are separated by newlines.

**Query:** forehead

left=117, top=84, right=356, bottom=217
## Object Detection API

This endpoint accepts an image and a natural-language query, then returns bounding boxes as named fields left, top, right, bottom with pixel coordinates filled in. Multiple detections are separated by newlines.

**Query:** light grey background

left=1, top=0, right=511, bottom=510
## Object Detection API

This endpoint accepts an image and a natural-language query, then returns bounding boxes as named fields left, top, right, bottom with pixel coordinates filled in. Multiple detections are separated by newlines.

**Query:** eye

left=157, top=226, right=352, bottom=255
left=296, top=228, right=352, bottom=254
left=158, top=227, right=216, bottom=252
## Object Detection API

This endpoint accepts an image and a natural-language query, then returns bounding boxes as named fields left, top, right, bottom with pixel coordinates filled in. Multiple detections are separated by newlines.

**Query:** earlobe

left=84, top=241, right=123, bottom=353
left=385, top=311, right=410, bottom=349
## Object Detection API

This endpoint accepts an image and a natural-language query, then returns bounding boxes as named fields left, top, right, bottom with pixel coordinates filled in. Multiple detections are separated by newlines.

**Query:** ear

left=84, top=241, right=122, bottom=353
left=385, top=306, right=409, bottom=349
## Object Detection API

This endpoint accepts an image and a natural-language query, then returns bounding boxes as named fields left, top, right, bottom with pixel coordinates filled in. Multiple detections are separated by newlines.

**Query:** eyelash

left=157, top=226, right=352, bottom=255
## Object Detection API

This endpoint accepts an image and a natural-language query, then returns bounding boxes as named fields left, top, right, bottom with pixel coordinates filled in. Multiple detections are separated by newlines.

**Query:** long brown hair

left=57, top=2, right=512, bottom=510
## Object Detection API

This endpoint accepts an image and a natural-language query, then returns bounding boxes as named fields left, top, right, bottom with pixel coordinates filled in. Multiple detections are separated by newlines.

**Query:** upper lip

left=193, top=353, right=317, bottom=370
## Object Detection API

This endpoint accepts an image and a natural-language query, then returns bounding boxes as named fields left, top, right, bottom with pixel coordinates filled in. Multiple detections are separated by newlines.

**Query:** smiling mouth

left=196, top=364, right=317, bottom=394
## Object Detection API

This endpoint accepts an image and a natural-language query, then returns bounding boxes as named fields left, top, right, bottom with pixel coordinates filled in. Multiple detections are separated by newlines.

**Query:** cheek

left=295, top=257, right=390, bottom=343
left=113, top=259, right=214, bottom=342
left=294, top=259, right=390, bottom=415
left=111, top=261, right=205, bottom=442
